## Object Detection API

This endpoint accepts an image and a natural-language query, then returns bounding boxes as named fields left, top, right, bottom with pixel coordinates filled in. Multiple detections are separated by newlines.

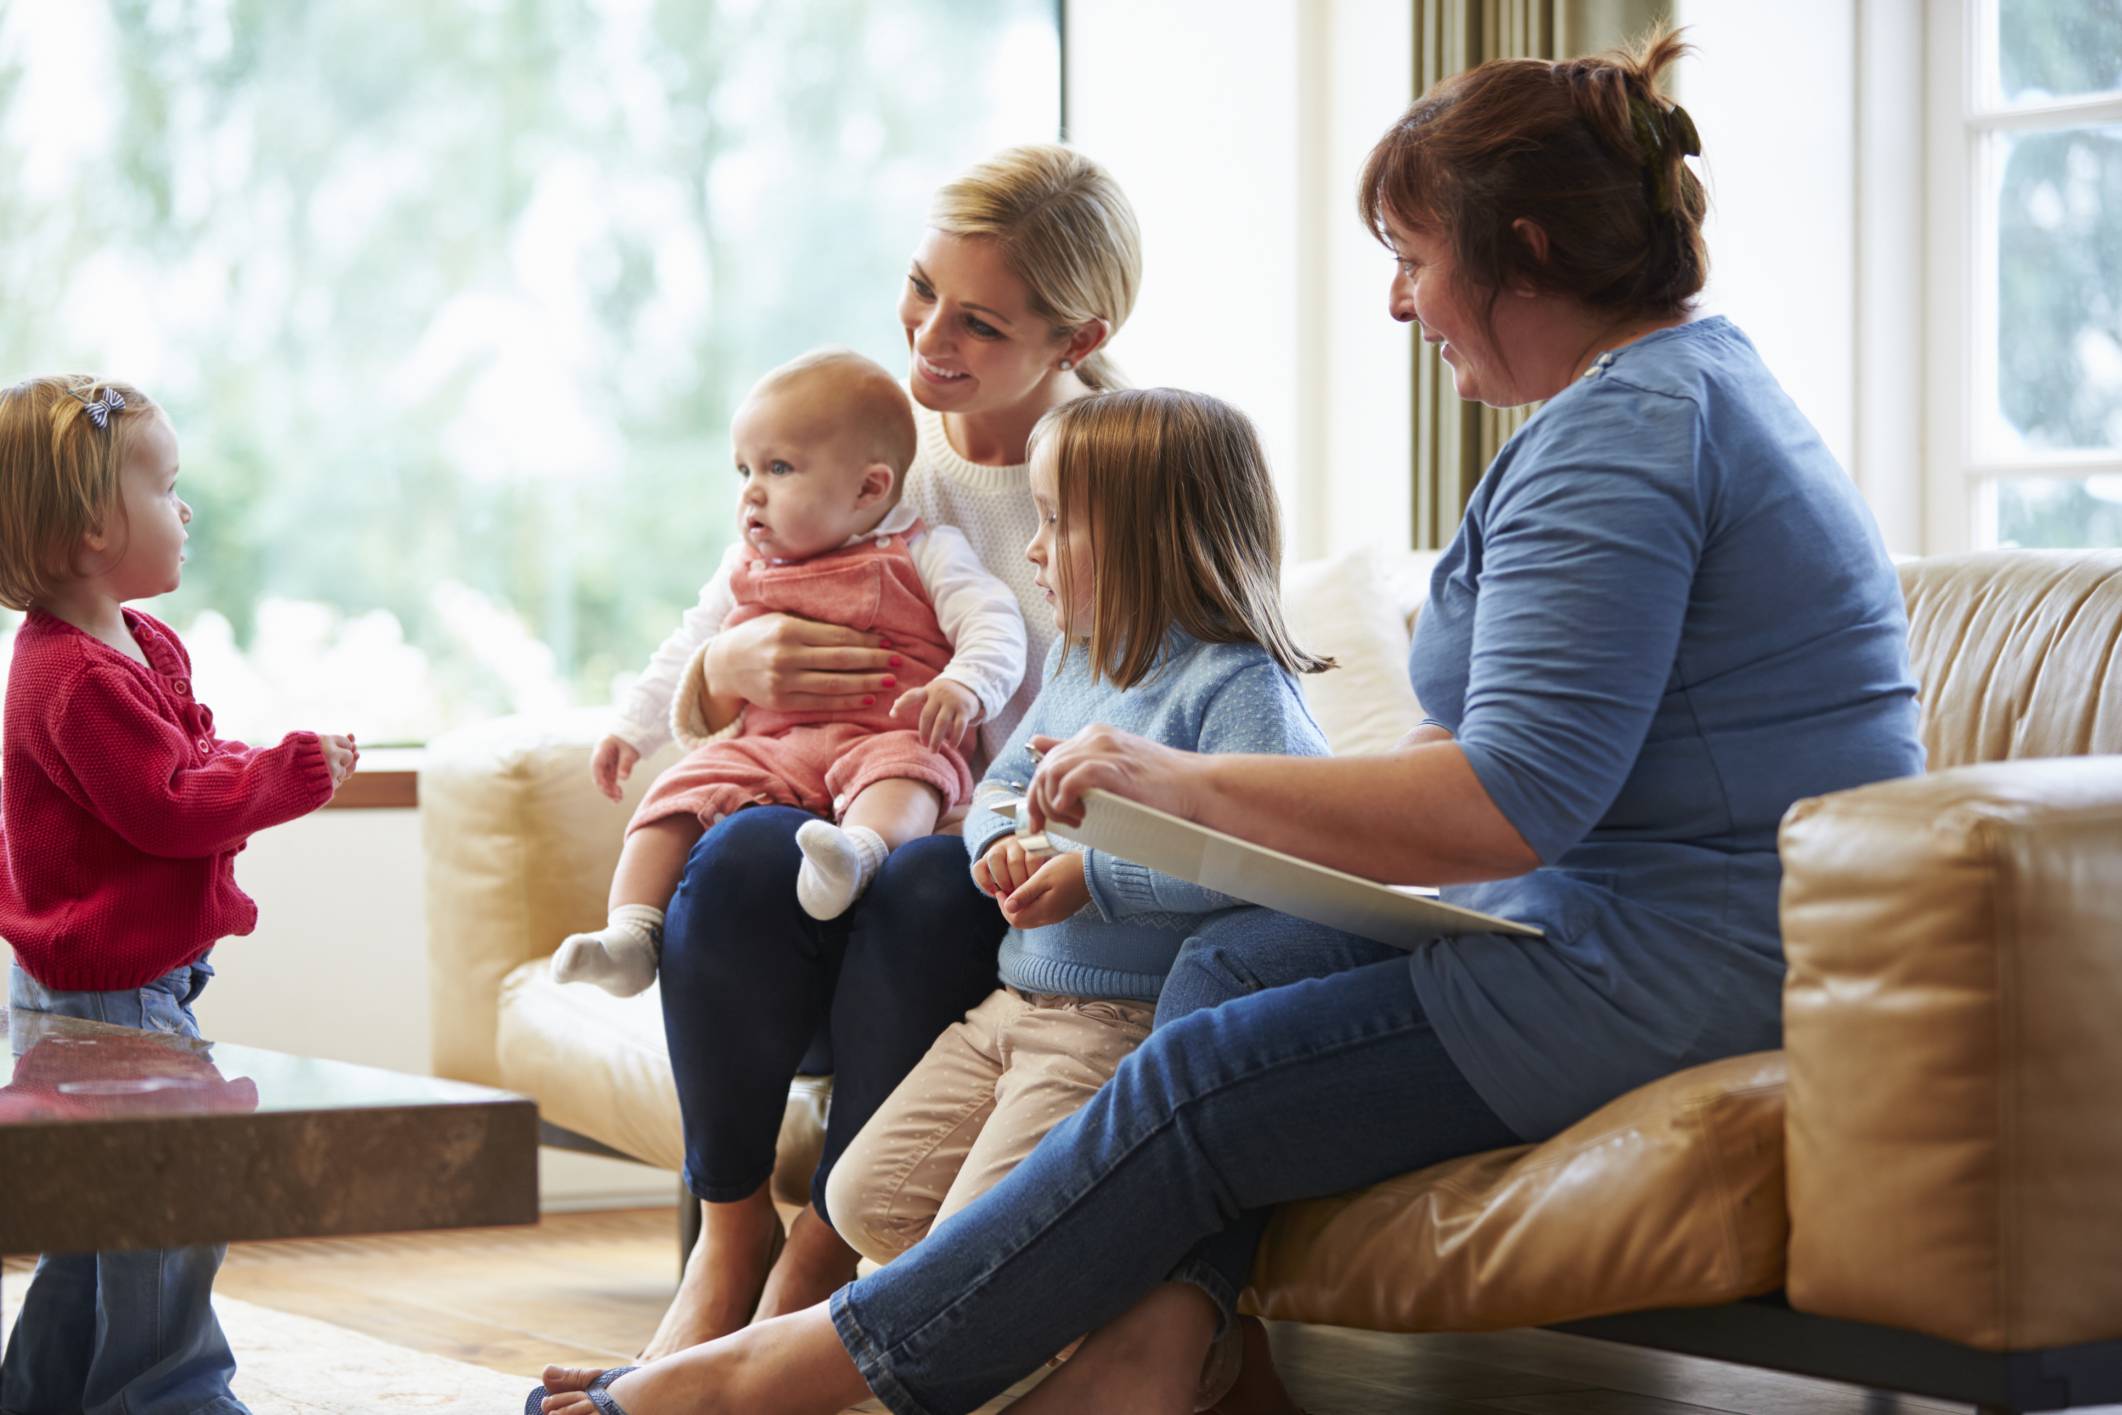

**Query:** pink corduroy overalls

left=629, top=520, right=975, bottom=834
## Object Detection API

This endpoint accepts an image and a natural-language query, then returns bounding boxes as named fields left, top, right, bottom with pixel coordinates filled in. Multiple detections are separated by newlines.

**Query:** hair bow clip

left=1664, top=103, right=1701, bottom=159
left=1629, top=96, right=1702, bottom=217
left=73, top=387, right=126, bottom=429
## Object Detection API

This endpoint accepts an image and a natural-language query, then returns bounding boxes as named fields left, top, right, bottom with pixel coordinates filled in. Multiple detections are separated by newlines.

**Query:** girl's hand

left=320, top=733, right=359, bottom=789
left=1025, top=726, right=1203, bottom=832
left=974, top=835, right=1045, bottom=900
left=704, top=612, right=898, bottom=714
left=890, top=677, right=982, bottom=750
left=590, top=735, right=642, bottom=803
left=1000, top=853, right=1089, bottom=930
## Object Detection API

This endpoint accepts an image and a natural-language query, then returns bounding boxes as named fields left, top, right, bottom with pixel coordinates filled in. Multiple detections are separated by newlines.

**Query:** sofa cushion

left=1245, top=1051, right=1787, bottom=1331
left=1899, top=550, right=2122, bottom=769
left=497, top=962, right=685, bottom=1170
left=1280, top=549, right=1434, bottom=758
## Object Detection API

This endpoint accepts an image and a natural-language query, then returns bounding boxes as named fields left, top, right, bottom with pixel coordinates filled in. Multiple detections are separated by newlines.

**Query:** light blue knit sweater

left=964, top=631, right=1331, bottom=1002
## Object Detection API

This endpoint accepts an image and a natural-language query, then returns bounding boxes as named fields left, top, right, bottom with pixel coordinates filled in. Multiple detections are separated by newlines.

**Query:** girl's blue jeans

left=660, top=806, right=1006, bottom=1219
left=2, top=956, right=249, bottom=1415
left=829, top=909, right=1521, bottom=1415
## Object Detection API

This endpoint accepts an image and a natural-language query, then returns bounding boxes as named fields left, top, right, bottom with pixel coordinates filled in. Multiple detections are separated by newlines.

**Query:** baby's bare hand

left=892, top=678, right=982, bottom=751
left=590, top=735, right=642, bottom=803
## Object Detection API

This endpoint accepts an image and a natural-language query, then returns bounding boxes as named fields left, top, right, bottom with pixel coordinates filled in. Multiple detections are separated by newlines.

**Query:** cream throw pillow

left=1280, top=548, right=1428, bottom=758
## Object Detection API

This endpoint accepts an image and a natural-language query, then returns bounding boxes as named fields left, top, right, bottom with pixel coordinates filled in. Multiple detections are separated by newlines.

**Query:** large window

left=0, top=1, right=1059, bottom=744
left=1930, top=0, right=2122, bottom=549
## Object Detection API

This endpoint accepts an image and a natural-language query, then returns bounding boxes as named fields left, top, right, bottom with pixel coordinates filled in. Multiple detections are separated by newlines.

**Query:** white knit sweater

left=901, top=401, right=1052, bottom=768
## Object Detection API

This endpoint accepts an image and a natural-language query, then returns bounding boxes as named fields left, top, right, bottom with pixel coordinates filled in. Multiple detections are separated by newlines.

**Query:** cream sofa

left=423, top=547, right=2122, bottom=1411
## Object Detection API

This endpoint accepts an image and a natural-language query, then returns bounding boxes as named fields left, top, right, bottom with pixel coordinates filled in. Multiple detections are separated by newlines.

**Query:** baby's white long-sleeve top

left=609, top=501, right=1027, bottom=755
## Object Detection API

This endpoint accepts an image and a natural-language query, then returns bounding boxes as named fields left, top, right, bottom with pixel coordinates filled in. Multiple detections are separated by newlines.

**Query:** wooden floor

left=0, top=1209, right=2037, bottom=1412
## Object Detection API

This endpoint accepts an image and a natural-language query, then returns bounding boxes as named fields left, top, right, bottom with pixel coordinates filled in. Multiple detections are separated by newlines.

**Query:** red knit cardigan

left=0, top=608, right=334, bottom=990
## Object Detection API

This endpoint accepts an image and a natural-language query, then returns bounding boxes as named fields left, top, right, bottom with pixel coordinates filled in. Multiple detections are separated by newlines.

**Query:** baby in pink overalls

left=551, top=350, right=1027, bottom=997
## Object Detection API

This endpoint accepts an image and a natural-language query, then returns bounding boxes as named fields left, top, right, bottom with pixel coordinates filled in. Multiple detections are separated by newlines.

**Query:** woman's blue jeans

left=829, top=909, right=1520, bottom=1415
left=3, top=957, right=249, bottom=1415
left=660, top=806, right=1006, bottom=1218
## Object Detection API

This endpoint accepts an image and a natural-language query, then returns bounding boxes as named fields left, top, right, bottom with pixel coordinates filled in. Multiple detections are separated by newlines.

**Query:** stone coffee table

left=0, top=1006, right=537, bottom=1256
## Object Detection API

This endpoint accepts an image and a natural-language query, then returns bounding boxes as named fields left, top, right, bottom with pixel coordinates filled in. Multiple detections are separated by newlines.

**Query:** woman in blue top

left=526, top=28, right=1924, bottom=1415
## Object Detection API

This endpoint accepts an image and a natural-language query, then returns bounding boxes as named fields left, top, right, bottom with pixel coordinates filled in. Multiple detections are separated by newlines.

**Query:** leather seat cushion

left=1245, top=1051, right=1788, bottom=1331
left=498, top=961, right=687, bottom=1172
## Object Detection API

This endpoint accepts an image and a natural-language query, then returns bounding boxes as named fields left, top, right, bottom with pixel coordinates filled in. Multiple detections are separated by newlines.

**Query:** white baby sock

left=795, top=821, right=889, bottom=921
left=551, top=903, right=665, bottom=997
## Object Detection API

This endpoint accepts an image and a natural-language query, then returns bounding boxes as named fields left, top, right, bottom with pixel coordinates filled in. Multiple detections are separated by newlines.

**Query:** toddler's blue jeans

left=3, top=956, right=249, bottom=1415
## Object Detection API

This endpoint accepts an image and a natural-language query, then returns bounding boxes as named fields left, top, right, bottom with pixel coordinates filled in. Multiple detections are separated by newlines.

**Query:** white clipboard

left=993, top=789, right=1542, bottom=947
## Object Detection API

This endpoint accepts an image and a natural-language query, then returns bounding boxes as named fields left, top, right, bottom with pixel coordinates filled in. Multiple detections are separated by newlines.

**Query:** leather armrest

left=420, top=708, right=674, bottom=1087
left=1781, top=756, right=2122, bottom=1349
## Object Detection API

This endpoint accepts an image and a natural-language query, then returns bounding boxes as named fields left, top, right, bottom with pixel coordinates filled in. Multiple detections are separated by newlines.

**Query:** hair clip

left=70, top=387, right=126, bottom=429
left=1664, top=103, right=1701, bottom=159
left=1628, top=97, right=1700, bottom=216
left=1628, top=96, right=1666, bottom=167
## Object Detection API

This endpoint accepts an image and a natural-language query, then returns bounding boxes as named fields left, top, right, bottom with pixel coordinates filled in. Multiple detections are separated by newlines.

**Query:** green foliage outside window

left=0, top=0, right=1058, bottom=741
left=1993, top=0, right=2122, bottom=547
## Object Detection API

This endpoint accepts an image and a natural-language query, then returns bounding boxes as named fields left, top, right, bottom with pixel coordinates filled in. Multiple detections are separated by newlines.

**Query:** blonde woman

left=630, top=144, right=1143, bottom=1362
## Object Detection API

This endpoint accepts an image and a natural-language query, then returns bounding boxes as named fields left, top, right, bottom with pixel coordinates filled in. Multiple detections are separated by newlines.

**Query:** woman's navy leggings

left=659, top=805, right=1006, bottom=1219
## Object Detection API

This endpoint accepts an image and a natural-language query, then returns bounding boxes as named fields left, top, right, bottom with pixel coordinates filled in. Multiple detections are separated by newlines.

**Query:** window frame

left=1925, top=0, right=2122, bottom=551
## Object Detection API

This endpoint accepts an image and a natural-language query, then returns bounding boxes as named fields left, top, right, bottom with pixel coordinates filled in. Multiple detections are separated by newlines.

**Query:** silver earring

left=1059, top=358, right=1074, bottom=371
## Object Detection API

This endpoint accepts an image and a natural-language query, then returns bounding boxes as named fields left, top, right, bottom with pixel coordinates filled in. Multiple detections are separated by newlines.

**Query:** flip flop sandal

left=1193, top=1323, right=1243, bottom=1411
left=524, top=1365, right=638, bottom=1415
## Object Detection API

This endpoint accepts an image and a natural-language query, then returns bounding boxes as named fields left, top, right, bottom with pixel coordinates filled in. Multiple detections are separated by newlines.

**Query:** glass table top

left=1, top=1006, right=516, bottom=1128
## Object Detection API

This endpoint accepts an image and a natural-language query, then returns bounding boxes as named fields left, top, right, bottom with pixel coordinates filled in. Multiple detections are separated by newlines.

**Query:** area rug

left=1, top=1284, right=530, bottom=1411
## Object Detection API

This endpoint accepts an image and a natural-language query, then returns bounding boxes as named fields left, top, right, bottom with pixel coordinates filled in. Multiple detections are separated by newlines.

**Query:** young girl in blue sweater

left=822, top=387, right=1333, bottom=1273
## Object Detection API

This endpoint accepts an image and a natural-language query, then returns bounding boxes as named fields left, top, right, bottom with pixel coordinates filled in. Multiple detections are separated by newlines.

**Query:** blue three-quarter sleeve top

left=1407, top=316, right=1926, bottom=1140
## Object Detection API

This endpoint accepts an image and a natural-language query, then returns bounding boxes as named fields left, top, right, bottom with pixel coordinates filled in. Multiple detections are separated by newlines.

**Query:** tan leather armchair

left=423, top=548, right=2122, bottom=1410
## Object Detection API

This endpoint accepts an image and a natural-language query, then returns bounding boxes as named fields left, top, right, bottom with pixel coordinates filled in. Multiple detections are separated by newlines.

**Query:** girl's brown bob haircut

left=0, top=375, right=160, bottom=611
left=1358, top=24, right=1707, bottom=329
left=1028, top=388, right=1332, bottom=690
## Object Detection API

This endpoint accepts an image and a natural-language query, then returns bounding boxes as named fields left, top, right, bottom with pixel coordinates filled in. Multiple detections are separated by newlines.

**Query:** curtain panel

left=1407, top=0, right=1665, bottom=548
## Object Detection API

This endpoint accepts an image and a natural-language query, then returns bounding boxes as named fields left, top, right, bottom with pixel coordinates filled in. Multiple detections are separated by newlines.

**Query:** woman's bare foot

left=753, top=1203, right=859, bottom=1320
left=638, top=1186, right=785, bottom=1362
left=535, top=1364, right=604, bottom=1414
left=539, top=1305, right=869, bottom=1415
left=1009, top=1282, right=1216, bottom=1415
left=1206, top=1317, right=1306, bottom=1415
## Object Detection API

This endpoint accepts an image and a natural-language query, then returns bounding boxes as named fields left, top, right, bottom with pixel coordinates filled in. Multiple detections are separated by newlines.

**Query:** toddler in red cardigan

left=0, top=374, right=358, bottom=1415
